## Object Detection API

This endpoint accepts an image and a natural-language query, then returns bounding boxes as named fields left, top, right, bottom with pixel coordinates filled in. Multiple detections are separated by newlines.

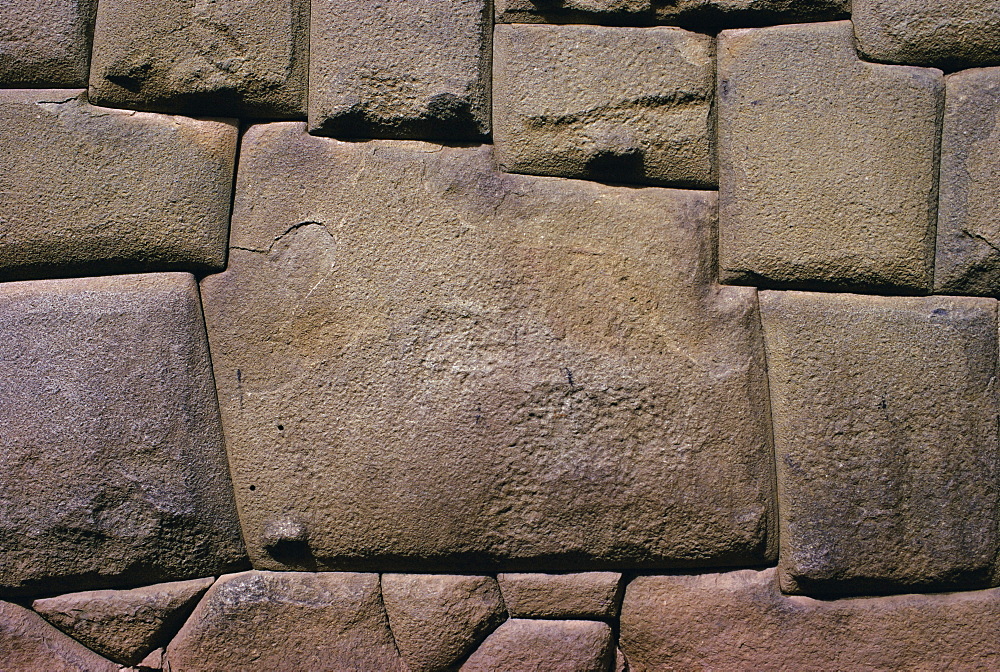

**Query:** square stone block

left=0, top=0, right=97, bottom=86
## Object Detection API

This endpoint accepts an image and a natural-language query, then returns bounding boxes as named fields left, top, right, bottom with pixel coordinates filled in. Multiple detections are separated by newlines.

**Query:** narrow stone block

left=461, top=619, right=614, bottom=672
left=0, top=273, right=248, bottom=597
left=0, top=601, right=118, bottom=672
left=760, top=290, right=1000, bottom=596
left=934, top=67, right=1000, bottom=295
left=493, top=24, right=715, bottom=188
left=654, top=0, right=849, bottom=27
left=717, top=21, right=942, bottom=293
left=200, top=123, right=776, bottom=572
left=497, top=573, right=624, bottom=619
left=0, top=0, right=97, bottom=86
left=88, top=0, right=309, bottom=117
left=309, top=0, right=491, bottom=140
left=495, top=0, right=651, bottom=25
left=0, top=89, right=236, bottom=281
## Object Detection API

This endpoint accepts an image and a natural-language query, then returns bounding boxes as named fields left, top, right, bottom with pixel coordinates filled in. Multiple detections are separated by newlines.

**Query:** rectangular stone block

left=88, top=0, right=308, bottom=118
left=760, top=290, right=1000, bottom=596
left=201, top=122, right=776, bottom=572
left=493, top=25, right=715, bottom=188
left=654, top=0, right=849, bottom=27
left=495, top=0, right=651, bottom=25
left=309, top=0, right=491, bottom=140
left=0, top=273, right=247, bottom=597
left=717, top=21, right=942, bottom=293
left=0, top=0, right=97, bottom=86
left=0, top=89, right=236, bottom=281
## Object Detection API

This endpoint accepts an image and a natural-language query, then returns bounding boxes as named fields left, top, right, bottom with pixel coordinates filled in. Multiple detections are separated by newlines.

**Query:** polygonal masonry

left=0, top=0, right=97, bottom=86
left=461, top=619, right=614, bottom=671
left=497, top=572, right=624, bottom=619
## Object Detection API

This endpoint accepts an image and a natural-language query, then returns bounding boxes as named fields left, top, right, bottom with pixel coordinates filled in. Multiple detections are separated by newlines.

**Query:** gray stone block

left=0, top=0, right=97, bottom=86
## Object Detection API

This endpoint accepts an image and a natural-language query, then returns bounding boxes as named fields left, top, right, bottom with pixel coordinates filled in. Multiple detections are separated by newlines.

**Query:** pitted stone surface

left=717, top=21, right=943, bottom=293
left=165, top=571, right=406, bottom=671
left=493, top=25, right=714, bottom=188
left=498, top=573, right=624, bottom=619
left=32, top=577, right=214, bottom=666
left=0, top=601, right=118, bottom=672
left=0, top=273, right=247, bottom=596
left=760, top=291, right=1000, bottom=596
left=0, top=0, right=97, bottom=86
left=309, top=0, right=491, bottom=140
left=201, top=122, right=775, bottom=572
left=461, top=619, right=614, bottom=671
left=88, top=0, right=308, bottom=117
left=621, top=569, right=1000, bottom=670
left=0, top=89, right=235, bottom=281
left=934, top=67, right=1000, bottom=295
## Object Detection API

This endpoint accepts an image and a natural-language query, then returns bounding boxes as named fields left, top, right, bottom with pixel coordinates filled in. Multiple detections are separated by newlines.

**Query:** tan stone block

left=0, top=601, right=118, bottom=672
left=88, top=0, right=308, bottom=117
left=309, top=0, right=490, bottom=140
left=493, top=24, right=715, bottom=188
left=497, top=573, right=624, bottom=619
left=0, top=0, right=97, bottom=86
left=717, top=21, right=942, bottom=293
left=495, top=0, right=651, bottom=25
left=201, top=122, right=776, bottom=571
left=621, top=568, right=1000, bottom=670
left=654, top=0, right=849, bottom=27
left=461, top=619, right=614, bottom=672
left=0, top=89, right=235, bottom=281
left=934, top=67, right=1000, bottom=295
left=0, top=273, right=247, bottom=596
left=760, top=290, right=1000, bottom=596
left=165, top=571, right=406, bottom=671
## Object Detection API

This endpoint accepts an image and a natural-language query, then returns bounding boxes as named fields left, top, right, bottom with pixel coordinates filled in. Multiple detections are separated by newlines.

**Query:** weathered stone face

left=493, top=24, right=715, bottom=188
left=201, top=122, right=775, bottom=572
left=717, top=21, right=943, bottom=293
left=0, top=273, right=247, bottom=597
left=760, top=291, right=1000, bottom=596
left=497, top=572, right=624, bottom=619
left=495, top=0, right=651, bottom=25
left=0, top=89, right=235, bottom=281
left=654, top=0, right=850, bottom=27
left=461, top=619, right=614, bottom=671
left=0, top=0, right=97, bottom=86
left=309, top=0, right=491, bottom=140
left=88, top=0, right=309, bottom=117
left=0, top=601, right=118, bottom=672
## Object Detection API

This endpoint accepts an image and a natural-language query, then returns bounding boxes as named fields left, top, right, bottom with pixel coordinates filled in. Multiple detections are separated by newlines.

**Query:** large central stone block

left=201, top=122, right=776, bottom=572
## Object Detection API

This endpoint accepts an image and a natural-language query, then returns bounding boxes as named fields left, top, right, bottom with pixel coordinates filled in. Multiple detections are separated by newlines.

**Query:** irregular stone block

left=33, top=577, right=214, bottom=665
left=760, top=291, right=1000, bottom=596
left=0, top=89, right=236, bottom=281
left=498, top=573, right=624, bottom=619
left=165, top=571, right=406, bottom=671
left=0, top=273, right=247, bottom=596
left=201, top=123, right=776, bottom=571
left=0, top=601, right=118, bottom=672
left=934, top=67, right=1000, bottom=295
left=88, top=0, right=308, bottom=117
left=309, top=0, right=490, bottom=140
left=717, top=21, right=943, bottom=293
left=382, top=574, right=507, bottom=672
left=495, top=0, right=652, bottom=25
left=493, top=24, right=714, bottom=188
left=854, top=0, right=1000, bottom=69
left=654, top=0, right=849, bottom=27
left=621, top=569, right=1000, bottom=670
left=0, top=0, right=97, bottom=86
left=461, top=619, right=614, bottom=671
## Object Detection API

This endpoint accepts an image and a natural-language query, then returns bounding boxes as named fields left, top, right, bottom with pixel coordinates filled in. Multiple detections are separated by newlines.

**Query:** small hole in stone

left=249, top=485, right=256, bottom=491
left=277, top=424, right=284, bottom=431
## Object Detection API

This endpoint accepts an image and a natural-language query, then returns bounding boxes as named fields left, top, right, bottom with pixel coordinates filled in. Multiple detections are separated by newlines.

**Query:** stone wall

left=1, top=1, right=999, bottom=670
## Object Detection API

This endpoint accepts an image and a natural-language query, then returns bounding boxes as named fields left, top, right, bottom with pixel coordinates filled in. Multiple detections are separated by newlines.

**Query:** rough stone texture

left=495, top=0, right=652, bottom=25
left=493, top=25, right=714, bottom=188
left=498, top=573, right=623, bottom=619
left=0, top=89, right=235, bottom=281
left=0, top=0, right=97, bottom=86
left=382, top=574, right=507, bottom=672
left=165, top=571, right=406, bottom=671
left=854, top=0, right=1000, bottom=69
left=717, top=21, right=943, bottom=293
left=461, top=619, right=614, bottom=671
left=201, top=123, right=776, bottom=572
left=88, top=0, right=308, bottom=118
left=621, top=569, right=1000, bottom=670
left=0, top=273, right=247, bottom=597
left=32, top=577, right=214, bottom=665
left=760, top=291, right=1000, bottom=597
left=934, top=67, right=1000, bottom=295
left=0, top=600, right=118, bottom=672
left=309, top=0, right=491, bottom=140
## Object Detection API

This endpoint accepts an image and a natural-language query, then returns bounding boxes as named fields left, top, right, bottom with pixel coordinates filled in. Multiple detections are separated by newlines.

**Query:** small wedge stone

left=461, top=619, right=614, bottom=671
left=497, top=573, right=624, bottom=619
left=0, top=0, right=97, bottom=86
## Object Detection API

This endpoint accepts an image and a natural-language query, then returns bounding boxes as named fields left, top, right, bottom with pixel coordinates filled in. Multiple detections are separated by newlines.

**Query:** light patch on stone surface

left=717, top=21, right=942, bottom=293
left=0, top=600, right=118, bottom=672
left=201, top=122, right=776, bottom=572
left=493, top=24, right=715, bottom=188
left=461, top=618, right=614, bottom=671
left=0, top=0, right=97, bottom=86
left=498, top=572, right=624, bottom=619
left=760, top=290, right=1000, bottom=596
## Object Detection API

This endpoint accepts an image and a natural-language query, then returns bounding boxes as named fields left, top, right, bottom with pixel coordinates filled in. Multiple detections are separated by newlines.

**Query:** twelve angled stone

left=498, top=573, right=624, bottom=619
left=461, top=619, right=614, bottom=671
left=0, top=601, right=118, bottom=672
left=201, top=122, right=776, bottom=572
left=493, top=25, right=715, bottom=188
left=88, top=0, right=309, bottom=117
left=717, top=21, right=943, bottom=293
left=0, top=273, right=247, bottom=597
left=0, top=0, right=97, bottom=86
left=760, top=291, right=1000, bottom=596
left=0, top=89, right=236, bottom=281
left=309, top=0, right=491, bottom=140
